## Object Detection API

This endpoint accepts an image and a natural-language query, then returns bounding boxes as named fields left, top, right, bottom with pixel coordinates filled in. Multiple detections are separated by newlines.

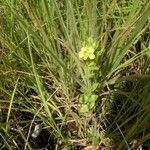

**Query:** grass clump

left=0, top=0, right=150, bottom=149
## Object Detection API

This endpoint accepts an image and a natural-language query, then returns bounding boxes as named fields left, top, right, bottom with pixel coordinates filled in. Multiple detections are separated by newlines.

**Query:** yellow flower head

left=79, top=46, right=95, bottom=60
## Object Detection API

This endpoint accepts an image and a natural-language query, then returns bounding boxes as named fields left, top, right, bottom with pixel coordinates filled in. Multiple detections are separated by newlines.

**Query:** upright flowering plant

left=78, top=38, right=99, bottom=114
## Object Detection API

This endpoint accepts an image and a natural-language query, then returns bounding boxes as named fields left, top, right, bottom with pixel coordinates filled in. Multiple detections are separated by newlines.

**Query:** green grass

left=0, top=0, right=150, bottom=149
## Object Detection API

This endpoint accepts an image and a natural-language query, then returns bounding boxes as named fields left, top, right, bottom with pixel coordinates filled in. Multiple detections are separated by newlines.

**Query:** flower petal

left=89, top=53, right=95, bottom=60
left=88, top=47, right=95, bottom=53
left=79, top=51, right=84, bottom=58
left=81, top=46, right=87, bottom=51
left=83, top=55, right=88, bottom=60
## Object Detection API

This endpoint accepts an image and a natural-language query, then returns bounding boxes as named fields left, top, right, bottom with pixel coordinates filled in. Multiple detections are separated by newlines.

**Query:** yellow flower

left=88, top=47, right=95, bottom=59
left=79, top=46, right=95, bottom=60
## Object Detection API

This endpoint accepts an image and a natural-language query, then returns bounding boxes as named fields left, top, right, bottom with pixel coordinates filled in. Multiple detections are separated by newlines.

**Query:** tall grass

left=0, top=0, right=150, bottom=149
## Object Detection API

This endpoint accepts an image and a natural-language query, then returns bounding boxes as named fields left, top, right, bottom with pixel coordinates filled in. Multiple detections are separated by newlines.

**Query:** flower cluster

left=79, top=46, right=95, bottom=60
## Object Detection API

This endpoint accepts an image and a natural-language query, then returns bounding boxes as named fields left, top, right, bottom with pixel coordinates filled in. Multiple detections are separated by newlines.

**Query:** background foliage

left=0, top=0, right=150, bottom=149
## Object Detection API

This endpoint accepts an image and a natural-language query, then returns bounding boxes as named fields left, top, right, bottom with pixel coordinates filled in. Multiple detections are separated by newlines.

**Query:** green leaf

left=80, top=105, right=89, bottom=113
left=90, top=83, right=99, bottom=92
left=89, top=101, right=95, bottom=109
left=89, top=94, right=98, bottom=103
left=79, top=95, right=84, bottom=103
left=84, top=95, right=89, bottom=103
left=82, top=83, right=98, bottom=95
left=79, top=95, right=89, bottom=103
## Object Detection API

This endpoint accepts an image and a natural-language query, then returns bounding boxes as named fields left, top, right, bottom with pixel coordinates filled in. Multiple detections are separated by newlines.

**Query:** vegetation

left=0, top=0, right=150, bottom=149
